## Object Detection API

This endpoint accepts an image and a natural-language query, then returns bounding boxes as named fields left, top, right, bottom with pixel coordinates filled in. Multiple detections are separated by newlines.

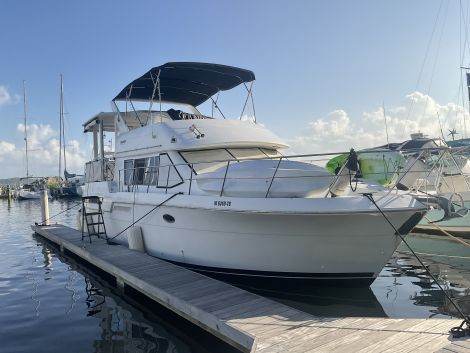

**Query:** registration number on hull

left=214, top=201, right=232, bottom=207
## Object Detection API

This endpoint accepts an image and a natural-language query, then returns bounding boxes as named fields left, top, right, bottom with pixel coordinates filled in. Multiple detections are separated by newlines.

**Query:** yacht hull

left=17, top=190, right=41, bottom=200
left=88, top=193, right=425, bottom=288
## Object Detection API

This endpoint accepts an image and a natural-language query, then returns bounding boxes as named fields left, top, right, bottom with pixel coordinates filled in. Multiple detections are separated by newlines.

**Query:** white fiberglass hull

left=84, top=189, right=425, bottom=288
left=17, top=190, right=41, bottom=200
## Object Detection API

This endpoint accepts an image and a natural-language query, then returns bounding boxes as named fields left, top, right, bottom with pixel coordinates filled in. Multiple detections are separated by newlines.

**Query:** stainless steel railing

left=111, top=146, right=470, bottom=198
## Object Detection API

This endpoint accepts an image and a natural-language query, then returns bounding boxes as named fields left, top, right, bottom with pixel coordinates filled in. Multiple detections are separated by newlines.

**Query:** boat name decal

left=214, top=200, right=232, bottom=207
left=179, top=112, right=208, bottom=120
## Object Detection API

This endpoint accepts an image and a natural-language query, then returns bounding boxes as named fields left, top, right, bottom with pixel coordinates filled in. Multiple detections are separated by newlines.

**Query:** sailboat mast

left=58, top=75, right=63, bottom=178
left=23, top=80, right=29, bottom=179
left=382, top=102, right=390, bottom=149
left=466, top=71, right=470, bottom=139
left=59, top=75, right=67, bottom=178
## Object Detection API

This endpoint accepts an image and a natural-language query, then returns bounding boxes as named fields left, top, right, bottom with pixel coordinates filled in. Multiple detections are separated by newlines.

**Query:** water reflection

left=0, top=199, right=223, bottom=353
left=384, top=255, right=470, bottom=318
left=85, top=278, right=105, bottom=317
left=245, top=252, right=470, bottom=319
left=35, top=239, right=195, bottom=353
left=251, top=286, right=386, bottom=317
left=81, top=278, right=183, bottom=353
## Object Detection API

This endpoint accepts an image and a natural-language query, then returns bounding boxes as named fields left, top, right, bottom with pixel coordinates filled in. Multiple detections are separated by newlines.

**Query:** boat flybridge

left=82, top=62, right=426, bottom=289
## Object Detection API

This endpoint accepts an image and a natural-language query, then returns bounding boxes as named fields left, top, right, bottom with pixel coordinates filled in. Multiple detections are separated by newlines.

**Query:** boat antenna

left=437, top=111, right=446, bottom=141
left=250, top=83, right=257, bottom=123
left=382, top=102, right=390, bottom=149
left=60, top=75, right=67, bottom=178
left=462, top=67, right=470, bottom=139
left=125, top=85, right=143, bottom=127
left=157, top=69, right=162, bottom=122
left=23, top=80, right=29, bottom=179
left=210, top=95, right=226, bottom=119
left=240, top=82, right=254, bottom=122
left=58, top=74, right=63, bottom=179
left=212, top=92, right=220, bottom=119
left=148, top=70, right=159, bottom=124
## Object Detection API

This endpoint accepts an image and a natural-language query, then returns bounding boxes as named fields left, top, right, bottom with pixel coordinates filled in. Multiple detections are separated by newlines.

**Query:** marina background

left=0, top=0, right=469, bottom=178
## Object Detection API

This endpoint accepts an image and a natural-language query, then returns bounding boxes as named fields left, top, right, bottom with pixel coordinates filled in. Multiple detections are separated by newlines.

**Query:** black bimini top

left=113, top=62, right=255, bottom=107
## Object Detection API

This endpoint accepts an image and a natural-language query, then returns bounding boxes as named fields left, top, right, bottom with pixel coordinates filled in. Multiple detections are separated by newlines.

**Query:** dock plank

left=437, top=340, right=470, bottom=353
left=256, top=318, right=368, bottom=352
left=32, top=224, right=464, bottom=353
left=380, top=321, right=457, bottom=353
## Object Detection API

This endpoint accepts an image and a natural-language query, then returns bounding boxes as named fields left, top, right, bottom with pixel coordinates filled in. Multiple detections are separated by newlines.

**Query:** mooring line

left=35, top=201, right=81, bottom=226
left=398, top=249, right=470, bottom=260
left=364, top=193, right=470, bottom=338
left=107, top=192, right=182, bottom=243
left=423, top=215, right=470, bottom=248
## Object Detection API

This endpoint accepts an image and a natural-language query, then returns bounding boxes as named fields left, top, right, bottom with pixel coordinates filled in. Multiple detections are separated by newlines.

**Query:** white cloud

left=286, top=91, right=469, bottom=155
left=0, top=123, right=87, bottom=178
left=0, top=86, right=19, bottom=107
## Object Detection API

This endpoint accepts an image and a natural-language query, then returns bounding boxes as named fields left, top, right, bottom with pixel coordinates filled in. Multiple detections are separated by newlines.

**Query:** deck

left=31, top=224, right=470, bottom=353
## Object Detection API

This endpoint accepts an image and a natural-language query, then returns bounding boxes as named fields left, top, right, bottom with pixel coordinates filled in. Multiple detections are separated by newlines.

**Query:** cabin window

left=260, top=148, right=282, bottom=158
left=124, top=159, right=134, bottom=185
left=123, top=155, right=182, bottom=188
left=180, top=148, right=281, bottom=174
left=133, top=158, right=146, bottom=185
left=229, top=148, right=267, bottom=160
left=180, top=149, right=235, bottom=173
left=144, top=156, right=159, bottom=186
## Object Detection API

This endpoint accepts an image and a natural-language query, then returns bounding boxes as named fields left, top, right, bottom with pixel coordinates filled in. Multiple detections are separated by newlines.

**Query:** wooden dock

left=32, top=224, right=470, bottom=353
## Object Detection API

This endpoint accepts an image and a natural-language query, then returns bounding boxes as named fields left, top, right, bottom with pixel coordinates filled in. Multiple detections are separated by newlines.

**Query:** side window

left=228, top=148, right=267, bottom=160
left=133, top=158, right=146, bottom=185
left=144, top=156, right=159, bottom=185
left=180, top=149, right=234, bottom=173
left=124, top=159, right=134, bottom=185
left=158, top=154, right=183, bottom=188
left=261, top=148, right=282, bottom=157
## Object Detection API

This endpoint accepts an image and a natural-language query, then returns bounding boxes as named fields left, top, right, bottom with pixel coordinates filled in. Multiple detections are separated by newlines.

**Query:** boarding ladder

left=81, top=196, right=107, bottom=242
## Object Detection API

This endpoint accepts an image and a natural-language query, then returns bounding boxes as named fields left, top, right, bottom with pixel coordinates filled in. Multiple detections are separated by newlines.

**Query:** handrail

left=189, top=163, right=194, bottom=195
left=102, top=146, right=467, bottom=176
left=106, top=145, right=470, bottom=199
left=220, top=160, right=231, bottom=197
left=265, top=157, right=282, bottom=198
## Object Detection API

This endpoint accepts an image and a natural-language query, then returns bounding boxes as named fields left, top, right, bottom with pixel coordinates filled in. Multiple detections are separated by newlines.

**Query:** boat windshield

left=180, top=148, right=281, bottom=174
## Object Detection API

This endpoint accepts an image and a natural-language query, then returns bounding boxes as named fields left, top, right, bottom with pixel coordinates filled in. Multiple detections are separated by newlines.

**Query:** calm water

left=0, top=199, right=237, bottom=353
left=1, top=199, right=469, bottom=353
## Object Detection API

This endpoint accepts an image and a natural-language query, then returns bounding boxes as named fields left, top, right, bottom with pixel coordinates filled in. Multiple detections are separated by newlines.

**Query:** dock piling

left=7, top=185, right=12, bottom=205
left=40, top=189, right=49, bottom=225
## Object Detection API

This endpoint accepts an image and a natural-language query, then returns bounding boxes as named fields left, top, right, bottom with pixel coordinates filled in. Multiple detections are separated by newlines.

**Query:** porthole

left=163, top=214, right=175, bottom=223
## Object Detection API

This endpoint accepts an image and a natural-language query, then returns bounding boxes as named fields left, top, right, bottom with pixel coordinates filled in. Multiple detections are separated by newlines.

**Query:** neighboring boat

left=81, top=62, right=427, bottom=289
left=328, top=133, right=470, bottom=236
left=54, top=75, right=84, bottom=198
left=327, top=149, right=405, bottom=187
left=17, top=81, right=42, bottom=200
left=17, top=186, right=41, bottom=200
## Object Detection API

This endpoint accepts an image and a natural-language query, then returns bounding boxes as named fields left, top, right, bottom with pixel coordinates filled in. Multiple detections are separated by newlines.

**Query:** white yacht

left=81, top=62, right=426, bottom=288
left=18, top=187, right=41, bottom=200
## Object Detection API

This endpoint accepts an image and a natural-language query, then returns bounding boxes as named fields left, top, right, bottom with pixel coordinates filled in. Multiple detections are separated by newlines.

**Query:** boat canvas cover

left=114, top=62, right=256, bottom=107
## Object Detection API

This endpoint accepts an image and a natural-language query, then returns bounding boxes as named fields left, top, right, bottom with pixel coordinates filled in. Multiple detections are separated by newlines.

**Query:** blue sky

left=0, top=0, right=468, bottom=177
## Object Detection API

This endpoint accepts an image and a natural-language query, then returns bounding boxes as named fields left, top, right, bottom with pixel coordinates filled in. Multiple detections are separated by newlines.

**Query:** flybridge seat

left=167, top=109, right=212, bottom=121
